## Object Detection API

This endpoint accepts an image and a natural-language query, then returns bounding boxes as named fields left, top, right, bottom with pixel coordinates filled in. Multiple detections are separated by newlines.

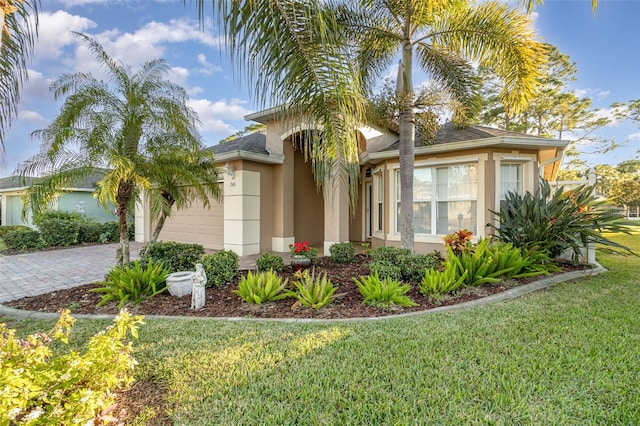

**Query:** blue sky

left=1, top=0, right=639, bottom=175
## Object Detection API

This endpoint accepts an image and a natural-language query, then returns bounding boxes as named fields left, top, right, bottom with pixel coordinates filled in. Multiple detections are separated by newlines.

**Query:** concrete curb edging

left=0, top=263, right=607, bottom=324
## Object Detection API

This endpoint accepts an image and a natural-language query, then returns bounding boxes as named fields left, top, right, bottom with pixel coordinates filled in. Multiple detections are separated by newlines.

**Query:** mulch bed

left=5, top=255, right=589, bottom=320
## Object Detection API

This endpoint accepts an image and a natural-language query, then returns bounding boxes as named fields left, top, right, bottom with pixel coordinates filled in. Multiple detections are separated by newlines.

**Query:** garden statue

left=191, top=263, right=207, bottom=310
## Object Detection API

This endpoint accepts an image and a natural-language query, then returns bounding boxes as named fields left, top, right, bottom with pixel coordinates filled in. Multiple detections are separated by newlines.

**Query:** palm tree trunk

left=398, top=41, right=415, bottom=252
left=151, top=198, right=176, bottom=243
left=115, top=180, right=133, bottom=267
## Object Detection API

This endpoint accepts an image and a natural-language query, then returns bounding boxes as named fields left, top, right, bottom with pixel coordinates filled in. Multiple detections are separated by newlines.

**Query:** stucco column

left=323, top=168, right=350, bottom=254
left=134, top=191, right=151, bottom=243
left=224, top=169, right=261, bottom=256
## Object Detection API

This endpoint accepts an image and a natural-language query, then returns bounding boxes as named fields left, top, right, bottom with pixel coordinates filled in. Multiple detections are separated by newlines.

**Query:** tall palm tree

left=19, top=33, right=212, bottom=265
left=197, top=0, right=546, bottom=251
left=0, top=0, right=39, bottom=151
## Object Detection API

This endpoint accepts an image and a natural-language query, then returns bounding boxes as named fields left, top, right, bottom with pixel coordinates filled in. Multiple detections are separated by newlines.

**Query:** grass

left=3, top=231, right=640, bottom=424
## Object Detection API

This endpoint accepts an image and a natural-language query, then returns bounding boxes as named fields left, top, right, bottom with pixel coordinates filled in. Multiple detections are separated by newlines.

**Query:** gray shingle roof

left=207, top=132, right=268, bottom=156
left=380, top=123, right=552, bottom=152
left=0, top=168, right=110, bottom=191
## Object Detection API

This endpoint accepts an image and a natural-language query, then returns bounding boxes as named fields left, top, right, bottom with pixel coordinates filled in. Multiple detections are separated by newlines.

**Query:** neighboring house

left=0, top=169, right=117, bottom=227
left=135, top=108, right=568, bottom=255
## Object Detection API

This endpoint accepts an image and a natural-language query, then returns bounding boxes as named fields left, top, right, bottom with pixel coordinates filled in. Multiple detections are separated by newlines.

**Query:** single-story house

left=0, top=169, right=117, bottom=227
left=135, top=108, right=568, bottom=255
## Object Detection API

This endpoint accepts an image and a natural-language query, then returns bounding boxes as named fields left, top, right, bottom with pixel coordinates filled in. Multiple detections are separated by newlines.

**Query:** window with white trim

left=395, top=163, right=477, bottom=235
left=375, top=172, right=384, bottom=232
left=500, top=163, right=524, bottom=209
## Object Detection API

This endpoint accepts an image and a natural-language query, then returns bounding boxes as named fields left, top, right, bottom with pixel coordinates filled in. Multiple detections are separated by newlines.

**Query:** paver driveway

left=0, top=243, right=142, bottom=303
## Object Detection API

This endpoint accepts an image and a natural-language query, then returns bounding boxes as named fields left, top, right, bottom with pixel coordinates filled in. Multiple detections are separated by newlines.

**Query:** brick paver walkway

left=0, top=243, right=294, bottom=303
left=0, top=243, right=143, bottom=303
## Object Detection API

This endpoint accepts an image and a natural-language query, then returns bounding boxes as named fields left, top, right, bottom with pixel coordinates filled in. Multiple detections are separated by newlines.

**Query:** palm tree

left=197, top=0, right=546, bottom=251
left=19, top=33, right=212, bottom=265
left=0, top=0, right=39, bottom=151
left=144, top=146, right=221, bottom=243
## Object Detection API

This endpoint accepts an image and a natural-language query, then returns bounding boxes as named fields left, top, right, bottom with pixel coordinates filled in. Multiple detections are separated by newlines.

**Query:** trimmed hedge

left=3, top=228, right=44, bottom=251
left=139, top=241, right=205, bottom=273
left=200, top=250, right=239, bottom=287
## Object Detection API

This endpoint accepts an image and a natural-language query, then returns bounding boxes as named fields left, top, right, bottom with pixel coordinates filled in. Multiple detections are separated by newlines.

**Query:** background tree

left=19, top=33, right=211, bottom=266
left=219, top=123, right=266, bottom=143
left=0, top=0, right=39, bottom=151
left=197, top=0, right=546, bottom=252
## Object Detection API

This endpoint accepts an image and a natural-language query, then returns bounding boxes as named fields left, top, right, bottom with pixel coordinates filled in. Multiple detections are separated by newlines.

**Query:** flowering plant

left=289, top=241, right=318, bottom=262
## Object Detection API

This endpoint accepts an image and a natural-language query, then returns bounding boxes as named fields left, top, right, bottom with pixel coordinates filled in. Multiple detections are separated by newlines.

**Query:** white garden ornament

left=191, top=263, right=207, bottom=310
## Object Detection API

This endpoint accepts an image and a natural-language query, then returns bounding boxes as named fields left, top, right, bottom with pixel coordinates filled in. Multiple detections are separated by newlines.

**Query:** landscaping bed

left=5, top=254, right=587, bottom=319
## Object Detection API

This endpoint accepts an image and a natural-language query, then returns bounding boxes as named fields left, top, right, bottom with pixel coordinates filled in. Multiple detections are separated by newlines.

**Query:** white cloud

left=18, top=111, right=48, bottom=126
left=195, top=53, right=223, bottom=75
left=574, top=87, right=611, bottom=101
left=188, top=98, right=253, bottom=133
left=34, top=11, right=97, bottom=60
left=627, top=132, right=640, bottom=141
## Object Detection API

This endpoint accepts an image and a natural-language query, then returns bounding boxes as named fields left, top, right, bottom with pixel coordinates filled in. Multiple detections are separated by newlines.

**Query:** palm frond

left=0, top=0, right=39, bottom=150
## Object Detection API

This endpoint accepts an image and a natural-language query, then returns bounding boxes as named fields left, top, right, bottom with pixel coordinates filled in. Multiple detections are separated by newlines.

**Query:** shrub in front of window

left=492, top=179, right=635, bottom=264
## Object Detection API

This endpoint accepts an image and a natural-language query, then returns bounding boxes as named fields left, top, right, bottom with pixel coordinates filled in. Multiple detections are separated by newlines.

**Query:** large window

left=500, top=163, right=524, bottom=208
left=396, top=163, right=477, bottom=235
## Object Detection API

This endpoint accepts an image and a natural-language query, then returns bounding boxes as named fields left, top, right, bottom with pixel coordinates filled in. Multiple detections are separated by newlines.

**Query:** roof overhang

left=214, top=150, right=284, bottom=165
left=360, top=136, right=569, bottom=164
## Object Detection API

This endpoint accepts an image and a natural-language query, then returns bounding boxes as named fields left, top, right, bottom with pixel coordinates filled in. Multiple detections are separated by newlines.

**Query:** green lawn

left=4, top=231, right=640, bottom=424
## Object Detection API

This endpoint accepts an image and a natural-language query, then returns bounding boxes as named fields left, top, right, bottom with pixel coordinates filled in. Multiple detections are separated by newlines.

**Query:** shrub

left=92, top=260, right=169, bottom=308
left=400, top=253, right=443, bottom=283
left=369, top=260, right=403, bottom=282
left=38, top=217, right=80, bottom=247
left=492, top=179, right=635, bottom=263
left=3, top=228, right=44, bottom=251
left=353, top=273, right=418, bottom=307
left=0, top=309, right=142, bottom=425
left=200, top=250, right=239, bottom=287
left=0, top=225, right=31, bottom=239
left=329, top=242, right=356, bottom=263
left=77, top=219, right=103, bottom=243
left=420, top=267, right=467, bottom=297
left=99, top=221, right=120, bottom=243
left=445, top=239, right=520, bottom=287
left=256, top=251, right=285, bottom=273
left=369, top=246, right=411, bottom=263
left=233, top=270, right=289, bottom=304
left=139, top=241, right=205, bottom=273
left=288, top=269, right=337, bottom=309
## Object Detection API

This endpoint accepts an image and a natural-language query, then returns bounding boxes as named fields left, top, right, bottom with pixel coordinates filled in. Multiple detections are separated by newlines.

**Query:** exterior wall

left=293, top=146, right=324, bottom=247
left=368, top=147, right=541, bottom=252
left=271, top=136, right=295, bottom=251
left=57, top=192, right=116, bottom=223
left=157, top=188, right=224, bottom=250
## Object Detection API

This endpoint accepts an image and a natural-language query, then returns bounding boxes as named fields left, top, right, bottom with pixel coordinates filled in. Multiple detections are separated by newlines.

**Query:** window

left=500, top=163, right=524, bottom=209
left=395, top=163, right=477, bottom=236
left=376, top=172, right=383, bottom=232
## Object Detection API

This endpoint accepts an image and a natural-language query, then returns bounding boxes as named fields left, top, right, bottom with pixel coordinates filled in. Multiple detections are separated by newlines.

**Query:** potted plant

left=289, top=241, right=318, bottom=271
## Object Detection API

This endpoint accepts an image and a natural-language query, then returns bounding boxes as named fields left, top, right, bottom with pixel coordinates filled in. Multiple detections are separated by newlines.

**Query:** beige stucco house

left=135, top=109, right=568, bottom=255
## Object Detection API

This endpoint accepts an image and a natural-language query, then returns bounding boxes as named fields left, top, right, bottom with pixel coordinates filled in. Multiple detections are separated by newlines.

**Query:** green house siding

left=57, top=192, right=116, bottom=223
